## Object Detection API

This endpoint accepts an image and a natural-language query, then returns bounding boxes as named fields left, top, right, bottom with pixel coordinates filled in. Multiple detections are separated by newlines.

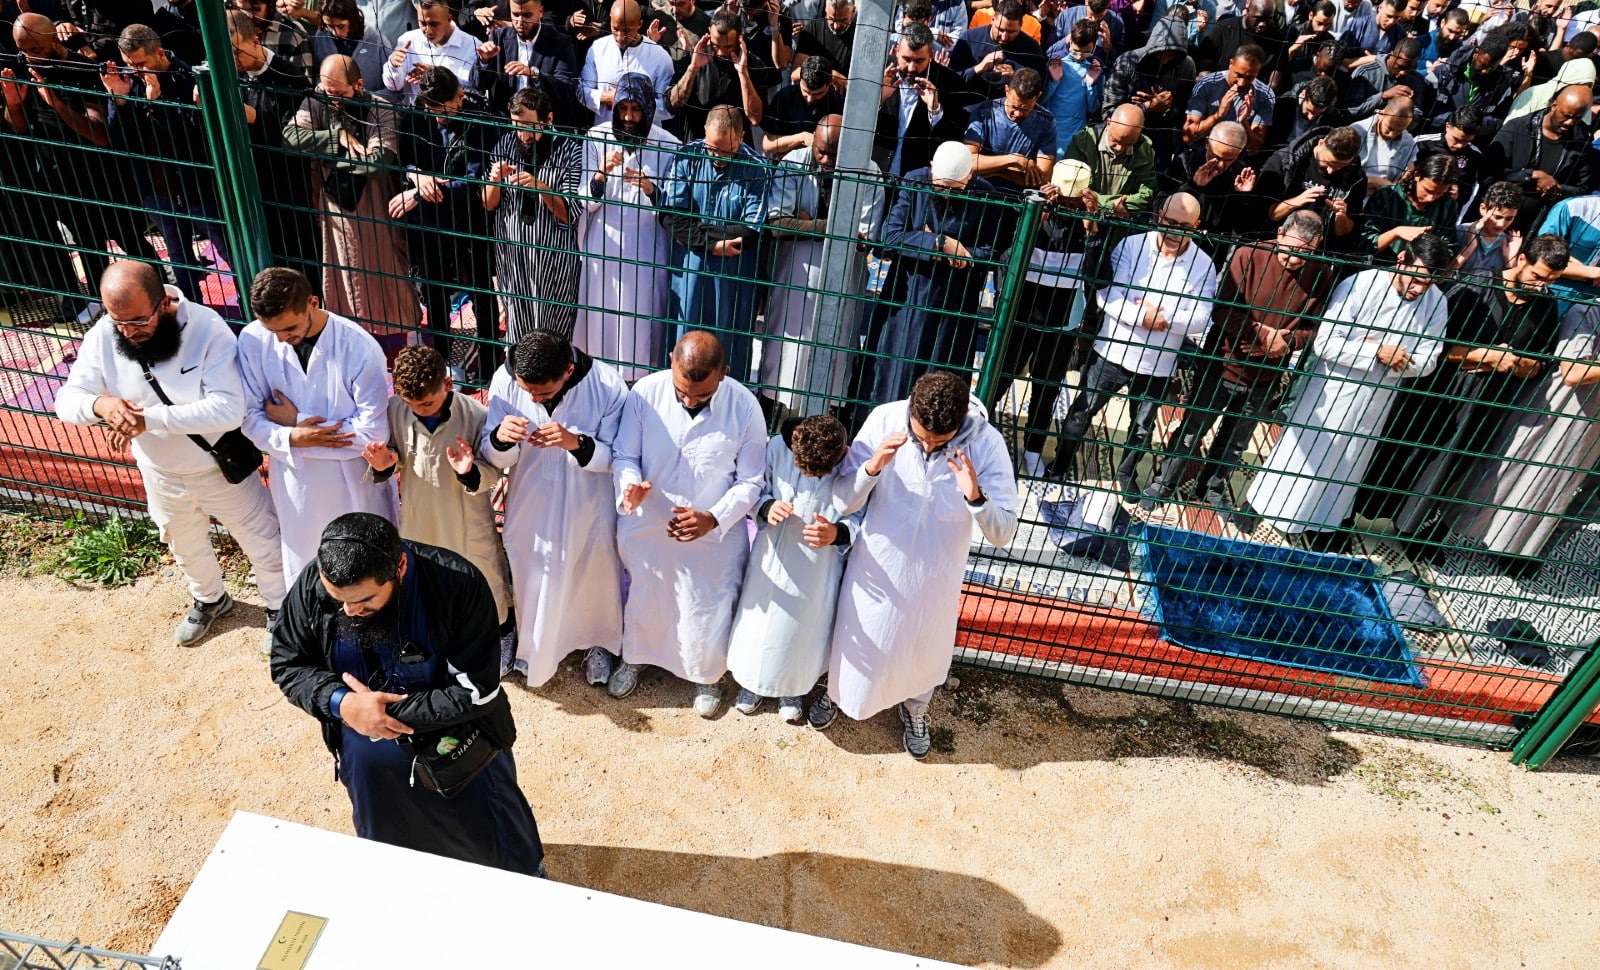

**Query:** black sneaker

left=174, top=593, right=234, bottom=647
left=807, top=693, right=839, bottom=731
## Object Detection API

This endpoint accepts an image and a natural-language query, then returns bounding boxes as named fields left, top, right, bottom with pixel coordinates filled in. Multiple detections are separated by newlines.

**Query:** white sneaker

left=1022, top=451, right=1046, bottom=481
left=693, top=682, right=723, bottom=718
left=584, top=647, right=614, bottom=686
left=607, top=662, right=640, bottom=699
left=734, top=687, right=763, bottom=715
left=778, top=696, right=805, bottom=723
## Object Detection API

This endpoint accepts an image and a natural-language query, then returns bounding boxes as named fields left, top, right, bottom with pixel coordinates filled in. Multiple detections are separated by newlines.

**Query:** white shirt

left=1094, top=232, right=1219, bottom=377
left=889, top=82, right=943, bottom=175
left=382, top=25, right=480, bottom=102
left=579, top=37, right=676, bottom=125
left=55, top=287, right=245, bottom=475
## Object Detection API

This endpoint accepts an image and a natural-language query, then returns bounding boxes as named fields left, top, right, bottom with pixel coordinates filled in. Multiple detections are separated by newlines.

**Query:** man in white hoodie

left=55, top=262, right=286, bottom=647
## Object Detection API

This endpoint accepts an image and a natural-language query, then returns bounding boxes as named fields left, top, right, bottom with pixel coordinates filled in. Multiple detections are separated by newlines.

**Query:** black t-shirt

left=795, top=20, right=854, bottom=74
left=1416, top=138, right=1482, bottom=189
left=677, top=52, right=776, bottom=140
left=761, top=83, right=843, bottom=138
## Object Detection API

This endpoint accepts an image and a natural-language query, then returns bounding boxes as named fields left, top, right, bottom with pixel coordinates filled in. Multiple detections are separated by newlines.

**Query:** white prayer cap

left=930, top=141, right=974, bottom=183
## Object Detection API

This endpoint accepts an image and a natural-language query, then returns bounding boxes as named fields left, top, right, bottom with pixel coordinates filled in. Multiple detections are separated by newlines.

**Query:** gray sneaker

left=174, top=593, right=234, bottom=646
left=807, top=693, right=839, bottom=731
left=260, top=607, right=279, bottom=659
left=778, top=696, right=806, bottom=723
left=899, top=703, right=932, bottom=760
left=734, top=687, right=763, bottom=715
left=607, top=661, right=640, bottom=698
left=585, top=647, right=615, bottom=686
left=693, top=681, right=723, bottom=718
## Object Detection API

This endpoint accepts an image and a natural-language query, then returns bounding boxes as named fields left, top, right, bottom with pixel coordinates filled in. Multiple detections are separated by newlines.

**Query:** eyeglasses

left=106, top=305, right=162, bottom=330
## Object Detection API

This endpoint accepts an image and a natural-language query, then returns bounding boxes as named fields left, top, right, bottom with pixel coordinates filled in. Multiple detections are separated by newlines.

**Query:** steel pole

left=799, top=0, right=892, bottom=414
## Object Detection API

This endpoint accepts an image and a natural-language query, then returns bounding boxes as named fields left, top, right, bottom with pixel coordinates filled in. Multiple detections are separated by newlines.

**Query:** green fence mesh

left=2, top=13, right=1597, bottom=750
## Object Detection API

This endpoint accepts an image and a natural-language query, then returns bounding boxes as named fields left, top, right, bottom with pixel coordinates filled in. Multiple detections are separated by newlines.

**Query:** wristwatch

left=966, top=487, right=988, bottom=508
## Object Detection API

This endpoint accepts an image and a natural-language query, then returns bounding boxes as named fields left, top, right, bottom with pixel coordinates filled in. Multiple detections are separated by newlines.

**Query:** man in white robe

left=484, top=329, right=631, bottom=689
left=239, top=268, right=397, bottom=580
left=1240, top=234, right=1453, bottom=549
left=575, top=72, right=680, bottom=379
left=814, top=371, right=1019, bottom=759
left=611, top=330, right=767, bottom=716
left=762, top=115, right=886, bottom=412
left=55, top=262, right=286, bottom=649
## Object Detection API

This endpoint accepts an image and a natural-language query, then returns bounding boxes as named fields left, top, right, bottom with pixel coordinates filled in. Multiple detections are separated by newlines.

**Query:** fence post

left=975, top=190, right=1045, bottom=408
left=1512, top=645, right=1600, bottom=768
left=193, top=0, right=272, bottom=303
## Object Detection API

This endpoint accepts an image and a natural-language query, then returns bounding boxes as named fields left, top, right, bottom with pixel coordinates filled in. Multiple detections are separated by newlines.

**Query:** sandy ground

left=3, top=568, right=1600, bottom=969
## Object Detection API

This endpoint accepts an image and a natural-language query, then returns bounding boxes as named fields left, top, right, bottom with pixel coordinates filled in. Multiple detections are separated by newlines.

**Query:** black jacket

left=271, top=542, right=516, bottom=765
left=1486, top=110, right=1593, bottom=232
left=1255, top=126, right=1367, bottom=245
left=872, top=60, right=976, bottom=177
left=470, top=23, right=581, bottom=122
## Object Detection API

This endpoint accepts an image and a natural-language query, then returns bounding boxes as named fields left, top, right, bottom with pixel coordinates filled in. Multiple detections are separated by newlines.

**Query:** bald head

left=1109, top=102, right=1146, bottom=131
left=99, top=261, right=166, bottom=314
left=1546, top=84, right=1593, bottom=138
left=13, top=12, right=61, bottom=58
left=1210, top=120, right=1247, bottom=152
left=610, top=0, right=643, bottom=27
left=1160, top=192, right=1202, bottom=226
left=319, top=54, right=364, bottom=95
left=814, top=114, right=843, bottom=158
left=673, top=330, right=726, bottom=381
left=1105, top=103, right=1145, bottom=155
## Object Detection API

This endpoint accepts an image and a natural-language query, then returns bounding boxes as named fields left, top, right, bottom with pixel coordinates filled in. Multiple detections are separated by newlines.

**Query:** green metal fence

left=2, top=3, right=1598, bottom=757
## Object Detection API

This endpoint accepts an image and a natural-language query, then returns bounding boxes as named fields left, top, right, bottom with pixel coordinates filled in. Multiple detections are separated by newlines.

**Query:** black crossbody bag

left=139, top=364, right=264, bottom=484
left=399, top=723, right=502, bottom=798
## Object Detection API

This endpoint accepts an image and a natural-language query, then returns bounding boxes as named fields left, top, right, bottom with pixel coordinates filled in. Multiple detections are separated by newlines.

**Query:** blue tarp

left=1133, top=525, right=1427, bottom=688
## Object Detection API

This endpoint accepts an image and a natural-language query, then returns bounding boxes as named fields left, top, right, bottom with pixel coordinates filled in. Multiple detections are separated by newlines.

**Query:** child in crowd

left=726, top=415, right=858, bottom=723
left=361, top=346, right=516, bottom=667
left=1454, top=181, right=1525, bottom=280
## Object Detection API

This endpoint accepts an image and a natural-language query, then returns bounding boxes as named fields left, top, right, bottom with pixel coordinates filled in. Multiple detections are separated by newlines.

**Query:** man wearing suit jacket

left=874, top=23, right=977, bottom=178
left=470, top=0, right=581, bottom=122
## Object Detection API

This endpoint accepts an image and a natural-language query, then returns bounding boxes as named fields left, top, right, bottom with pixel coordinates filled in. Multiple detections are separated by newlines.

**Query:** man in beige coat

left=362, top=346, right=515, bottom=666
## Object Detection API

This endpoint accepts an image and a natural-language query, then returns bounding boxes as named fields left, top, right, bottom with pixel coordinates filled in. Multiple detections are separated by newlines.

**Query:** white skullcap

left=930, top=141, right=975, bottom=183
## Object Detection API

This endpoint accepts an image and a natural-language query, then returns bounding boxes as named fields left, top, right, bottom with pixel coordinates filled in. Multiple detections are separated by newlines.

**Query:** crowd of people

left=11, top=0, right=1600, bottom=881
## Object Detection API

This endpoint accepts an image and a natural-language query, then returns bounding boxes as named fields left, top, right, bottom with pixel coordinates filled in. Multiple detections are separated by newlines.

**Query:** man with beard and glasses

left=483, top=87, right=584, bottom=342
left=55, top=262, right=286, bottom=649
left=239, top=267, right=397, bottom=581
left=575, top=72, right=680, bottom=379
left=271, top=512, right=545, bottom=877
left=763, top=114, right=885, bottom=411
left=285, top=54, right=421, bottom=362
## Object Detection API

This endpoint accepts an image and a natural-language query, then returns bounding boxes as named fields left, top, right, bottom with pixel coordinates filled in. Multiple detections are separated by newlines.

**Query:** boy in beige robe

left=362, top=347, right=516, bottom=667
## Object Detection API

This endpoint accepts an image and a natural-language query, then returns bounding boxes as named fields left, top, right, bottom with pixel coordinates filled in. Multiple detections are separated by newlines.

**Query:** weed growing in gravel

left=58, top=514, right=162, bottom=586
left=1353, top=743, right=1497, bottom=813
